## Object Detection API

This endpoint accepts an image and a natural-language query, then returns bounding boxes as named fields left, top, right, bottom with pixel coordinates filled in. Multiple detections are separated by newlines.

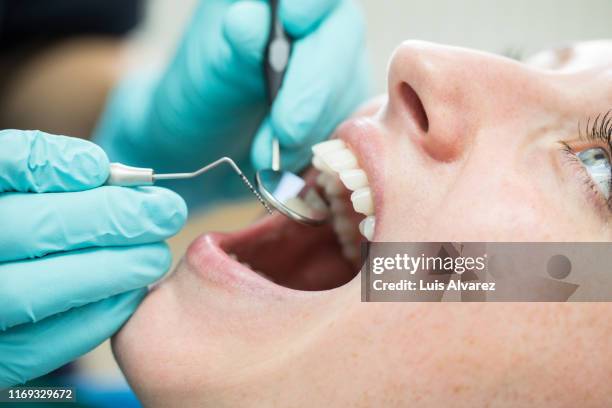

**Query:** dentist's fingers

left=223, top=0, right=343, bottom=65
left=249, top=118, right=315, bottom=171
left=146, top=1, right=268, bottom=152
left=0, top=289, right=146, bottom=387
left=248, top=0, right=369, bottom=170
left=280, top=0, right=341, bottom=38
left=268, top=0, right=368, bottom=148
left=251, top=71, right=367, bottom=171
left=222, top=1, right=269, bottom=68
left=0, top=186, right=187, bottom=263
left=0, top=244, right=170, bottom=331
left=0, top=130, right=109, bottom=193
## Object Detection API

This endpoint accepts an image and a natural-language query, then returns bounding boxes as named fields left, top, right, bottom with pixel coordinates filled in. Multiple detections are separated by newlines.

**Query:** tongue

left=219, top=213, right=357, bottom=291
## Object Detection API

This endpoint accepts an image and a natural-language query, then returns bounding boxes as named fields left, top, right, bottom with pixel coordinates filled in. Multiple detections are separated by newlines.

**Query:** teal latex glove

left=0, top=130, right=187, bottom=388
left=94, top=0, right=369, bottom=209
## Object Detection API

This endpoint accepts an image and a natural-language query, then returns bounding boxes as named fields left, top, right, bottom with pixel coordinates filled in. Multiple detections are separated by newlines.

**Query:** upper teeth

left=311, top=139, right=376, bottom=246
left=350, top=188, right=374, bottom=216
left=339, top=169, right=368, bottom=190
left=359, top=216, right=375, bottom=241
left=317, top=172, right=345, bottom=196
left=312, top=139, right=345, bottom=156
left=322, top=149, right=358, bottom=172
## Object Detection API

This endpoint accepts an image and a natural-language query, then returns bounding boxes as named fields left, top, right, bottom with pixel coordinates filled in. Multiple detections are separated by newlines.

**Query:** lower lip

left=185, top=216, right=280, bottom=296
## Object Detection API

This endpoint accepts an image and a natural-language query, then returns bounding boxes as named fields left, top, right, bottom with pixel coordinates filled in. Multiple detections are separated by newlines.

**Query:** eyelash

left=559, top=110, right=612, bottom=211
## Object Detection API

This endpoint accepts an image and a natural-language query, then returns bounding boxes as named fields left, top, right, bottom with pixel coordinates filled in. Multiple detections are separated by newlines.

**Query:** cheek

left=446, top=177, right=598, bottom=241
left=446, top=185, right=551, bottom=240
left=377, top=169, right=570, bottom=241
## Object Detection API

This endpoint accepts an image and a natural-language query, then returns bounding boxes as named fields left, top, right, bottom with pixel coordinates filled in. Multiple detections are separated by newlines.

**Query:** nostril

left=399, top=82, right=429, bottom=133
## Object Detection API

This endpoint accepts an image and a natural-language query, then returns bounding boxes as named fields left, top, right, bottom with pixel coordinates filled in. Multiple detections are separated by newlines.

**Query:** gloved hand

left=0, top=130, right=187, bottom=388
left=94, top=0, right=369, bottom=209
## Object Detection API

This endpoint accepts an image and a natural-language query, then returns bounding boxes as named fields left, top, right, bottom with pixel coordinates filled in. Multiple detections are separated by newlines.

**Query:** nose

left=385, top=41, right=524, bottom=162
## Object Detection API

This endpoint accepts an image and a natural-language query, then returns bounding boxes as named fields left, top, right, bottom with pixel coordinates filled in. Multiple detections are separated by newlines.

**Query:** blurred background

left=134, top=0, right=612, bottom=93
left=0, top=0, right=610, bottom=406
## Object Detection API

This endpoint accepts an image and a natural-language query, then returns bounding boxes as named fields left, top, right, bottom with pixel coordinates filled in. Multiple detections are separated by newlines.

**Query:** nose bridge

left=386, top=41, right=537, bottom=162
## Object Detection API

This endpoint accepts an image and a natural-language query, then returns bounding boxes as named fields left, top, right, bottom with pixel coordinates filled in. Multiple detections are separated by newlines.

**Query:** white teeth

left=228, top=253, right=238, bottom=261
left=358, top=216, right=375, bottom=240
left=324, top=175, right=345, bottom=196
left=316, top=172, right=346, bottom=197
left=312, top=155, right=334, bottom=173
left=330, top=197, right=349, bottom=214
left=339, top=169, right=368, bottom=191
left=342, top=244, right=359, bottom=261
left=333, top=215, right=358, bottom=251
left=312, top=139, right=347, bottom=173
left=311, top=139, right=346, bottom=156
left=337, top=232, right=355, bottom=246
left=322, top=148, right=358, bottom=172
left=304, top=189, right=328, bottom=213
left=315, top=172, right=328, bottom=187
left=311, top=139, right=376, bottom=260
left=333, top=215, right=354, bottom=235
left=351, top=188, right=374, bottom=215
left=284, top=196, right=310, bottom=215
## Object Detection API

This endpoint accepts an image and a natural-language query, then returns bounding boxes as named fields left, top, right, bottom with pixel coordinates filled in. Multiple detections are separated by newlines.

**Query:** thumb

left=223, top=0, right=343, bottom=65
left=250, top=117, right=274, bottom=170
left=0, top=130, right=109, bottom=193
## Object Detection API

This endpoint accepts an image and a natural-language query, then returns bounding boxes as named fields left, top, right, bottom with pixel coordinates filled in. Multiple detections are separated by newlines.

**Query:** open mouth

left=186, top=132, right=379, bottom=292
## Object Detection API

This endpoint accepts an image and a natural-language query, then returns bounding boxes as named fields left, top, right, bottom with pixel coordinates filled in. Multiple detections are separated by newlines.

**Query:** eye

left=577, top=147, right=611, bottom=198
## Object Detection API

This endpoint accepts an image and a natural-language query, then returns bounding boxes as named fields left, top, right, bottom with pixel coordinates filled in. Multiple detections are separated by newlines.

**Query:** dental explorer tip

left=239, top=173, right=274, bottom=214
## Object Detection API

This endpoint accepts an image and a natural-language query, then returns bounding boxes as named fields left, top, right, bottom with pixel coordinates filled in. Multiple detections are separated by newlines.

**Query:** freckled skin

left=113, top=41, right=612, bottom=407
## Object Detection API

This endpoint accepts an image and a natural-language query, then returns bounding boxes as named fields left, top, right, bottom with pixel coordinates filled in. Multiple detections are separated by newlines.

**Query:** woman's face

left=113, top=41, right=612, bottom=407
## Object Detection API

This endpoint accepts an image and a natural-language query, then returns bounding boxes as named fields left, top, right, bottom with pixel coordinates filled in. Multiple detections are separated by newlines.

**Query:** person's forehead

left=526, top=40, right=612, bottom=71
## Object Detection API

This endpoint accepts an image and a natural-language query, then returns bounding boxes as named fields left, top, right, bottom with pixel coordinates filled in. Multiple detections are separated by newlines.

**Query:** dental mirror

left=254, top=0, right=330, bottom=226
left=256, top=139, right=329, bottom=225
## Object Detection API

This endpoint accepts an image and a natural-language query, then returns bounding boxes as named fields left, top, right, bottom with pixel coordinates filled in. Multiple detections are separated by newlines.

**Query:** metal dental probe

left=105, top=158, right=273, bottom=214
